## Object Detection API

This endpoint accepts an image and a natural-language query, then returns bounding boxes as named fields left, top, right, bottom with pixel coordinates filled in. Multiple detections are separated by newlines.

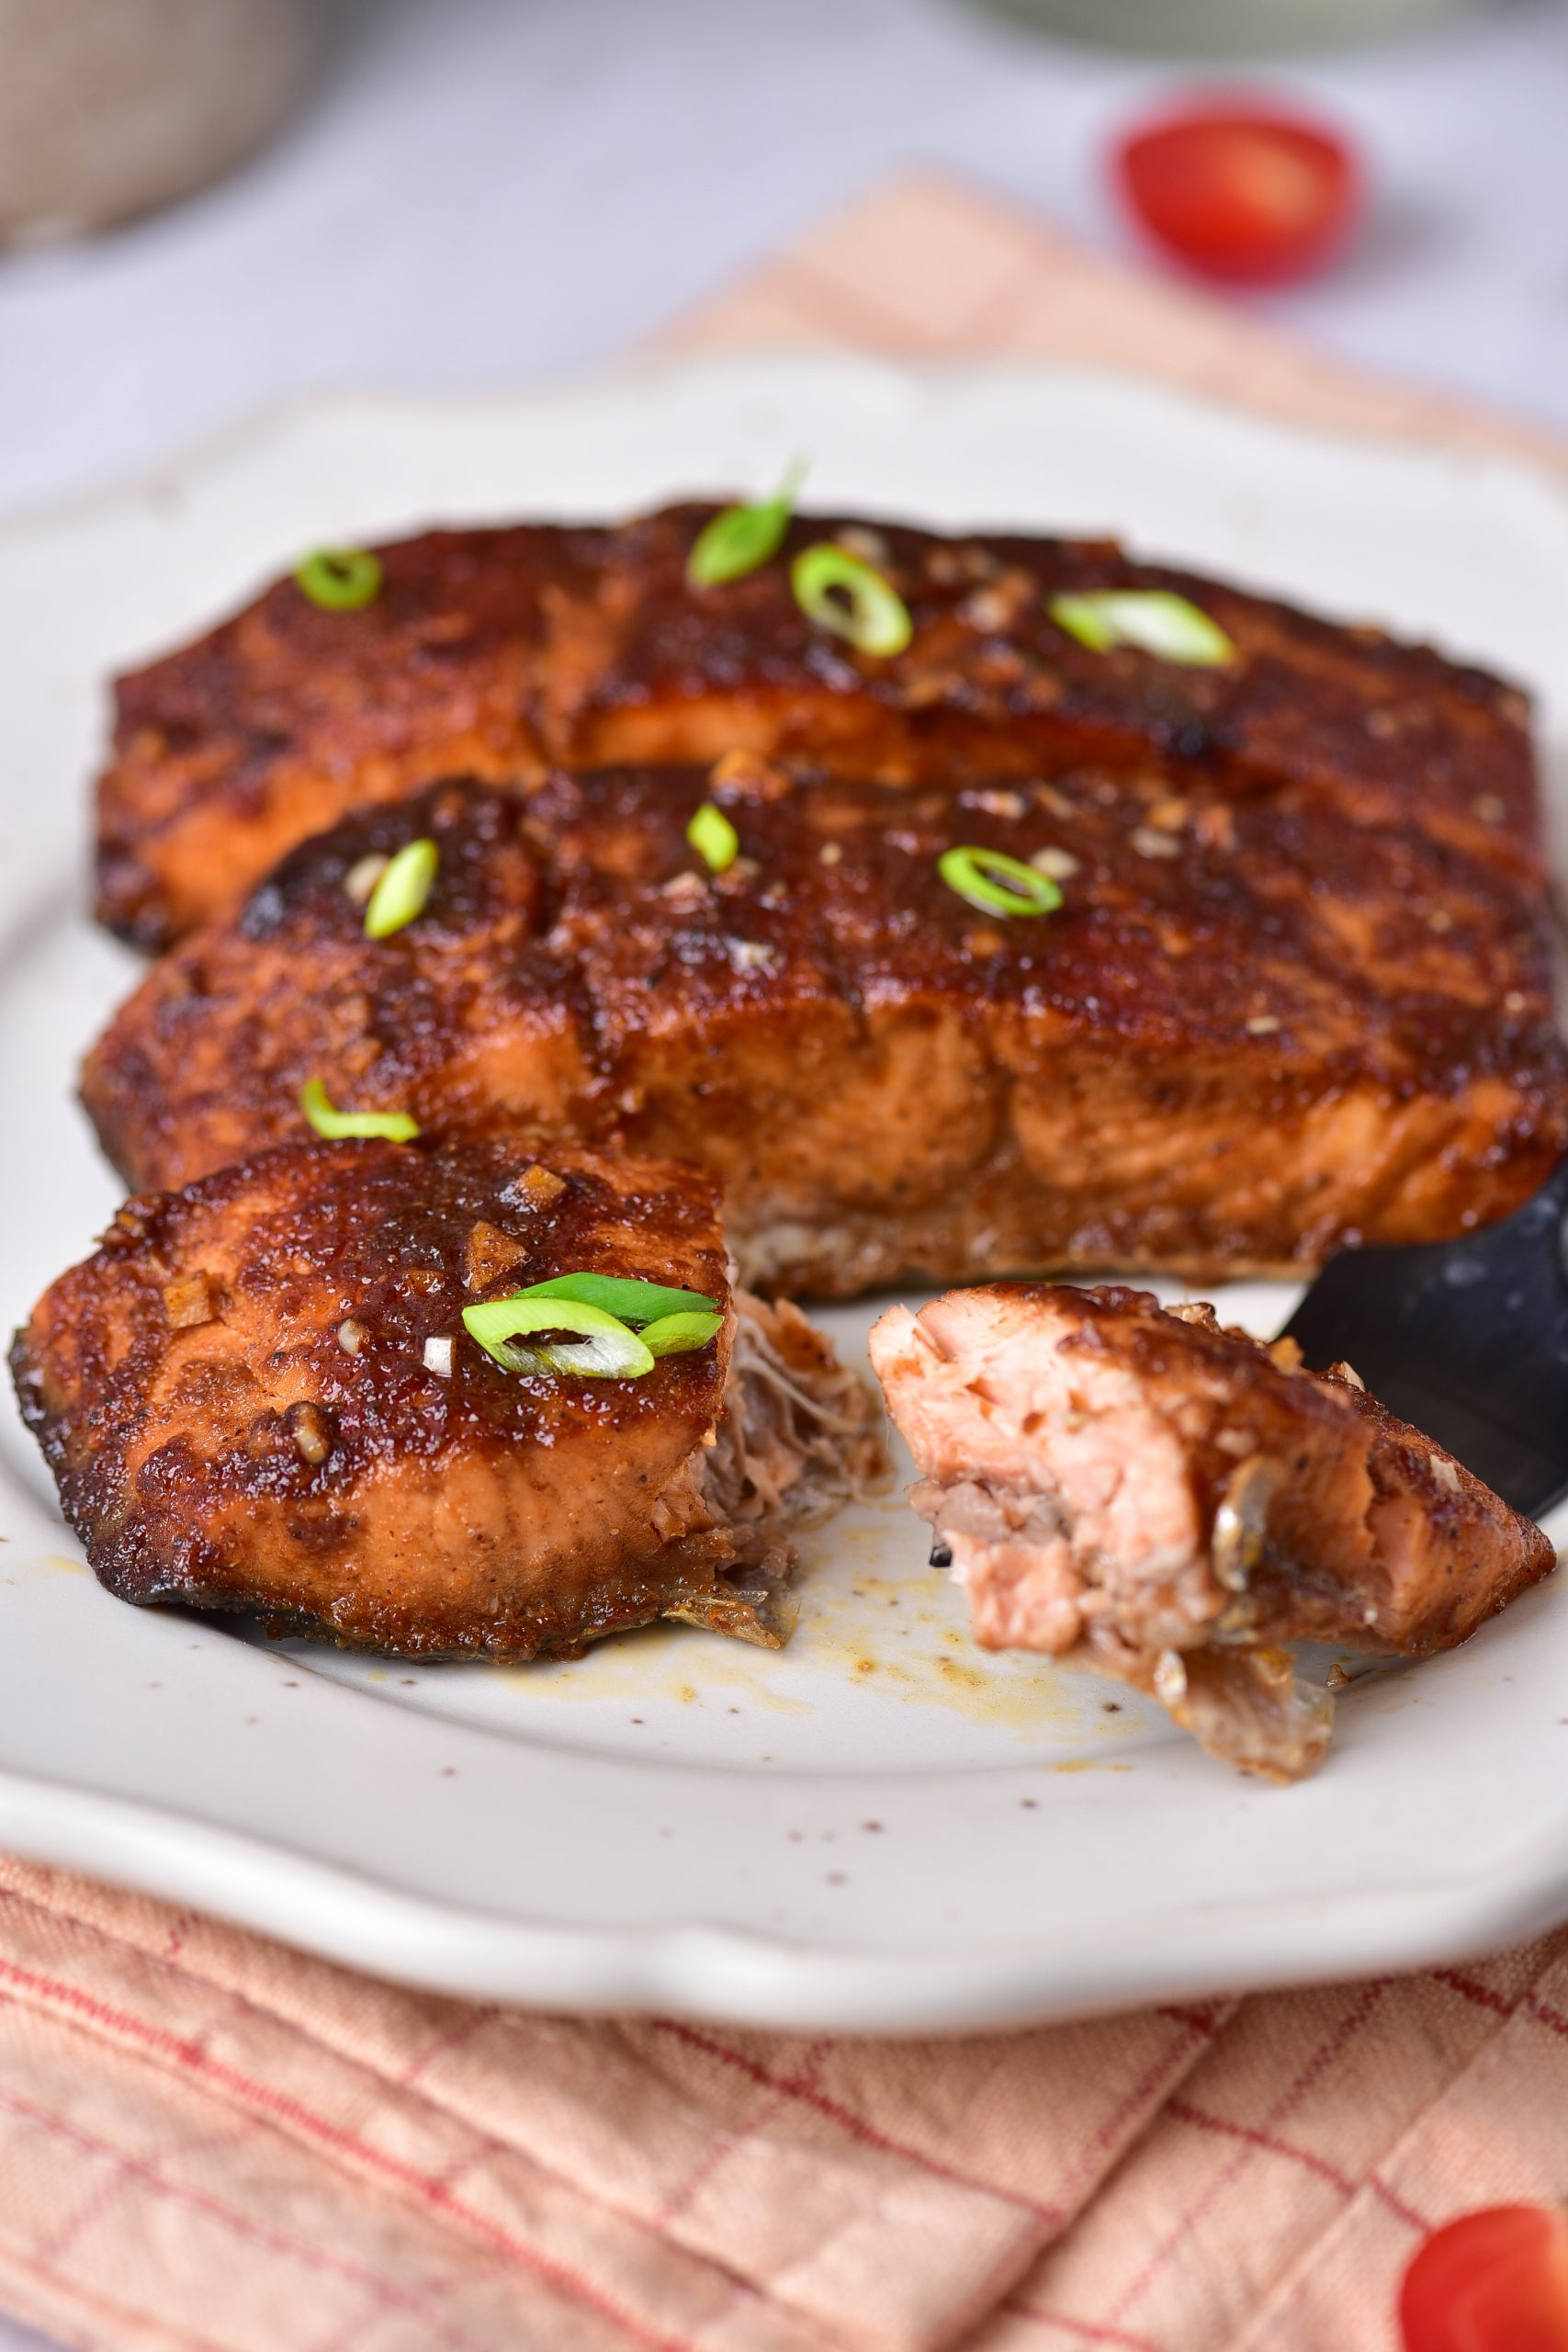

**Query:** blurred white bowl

left=969, top=0, right=1474, bottom=54
left=0, top=0, right=310, bottom=246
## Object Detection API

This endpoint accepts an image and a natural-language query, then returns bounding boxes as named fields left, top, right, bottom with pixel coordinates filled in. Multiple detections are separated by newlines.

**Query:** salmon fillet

left=869, top=1283, right=1555, bottom=1778
left=83, top=765, right=1567, bottom=1294
left=96, top=503, right=1545, bottom=949
left=10, top=1136, right=884, bottom=1658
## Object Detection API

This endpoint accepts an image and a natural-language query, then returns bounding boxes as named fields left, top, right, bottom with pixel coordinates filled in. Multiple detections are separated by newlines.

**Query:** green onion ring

left=362, top=836, right=438, bottom=938
left=518, top=1272, right=721, bottom=1324
left=294, top=547, right=384, bottom=612
left=938, top=845, right=1065, bottom=921
left=791, top=542, right=912, bottom=657
left=461, top=1295, right=655, bottom=1380
left=686, top=801, right=739, bottom=873
left=639, top=1310, right=726, bottom=1356
left=686, top=459, right=806, bottom=588
left=299, top=1077, right=420, bottom=1142
left=1048, top=590, right=1235, bottom=667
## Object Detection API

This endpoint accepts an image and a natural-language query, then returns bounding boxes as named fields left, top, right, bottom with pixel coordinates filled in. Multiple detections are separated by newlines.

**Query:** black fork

left=1280, top=1158, right=1568, bottom=1521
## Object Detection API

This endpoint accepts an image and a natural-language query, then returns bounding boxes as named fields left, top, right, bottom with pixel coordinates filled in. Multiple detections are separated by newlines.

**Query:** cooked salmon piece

left=96, top=503, right=1545, bottom=948
left=10, top=1137, right=884, bottom=1658
left=83, top=763, right=1567, bottom=1295
left=869, top=1283, right=1555, bottom=1778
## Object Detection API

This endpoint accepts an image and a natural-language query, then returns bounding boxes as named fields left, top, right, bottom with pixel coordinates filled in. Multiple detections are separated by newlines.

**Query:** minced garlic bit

left=1427, top=908, right=1454, bottom=933
left=818, top=841, right=843, bottom=866
left=423, top=1336, right=454, bottom=1379
left=1504, top=989, right=1528, bottom=1013
left=1329, top=1361, right=1366, bottom=1392
left=336, top=1318, right=366, bottom=1355
left=1030, top=845, right=1080, bottom=881
left=965, top=788, right=1025, bottom=820
left=502, top=1163, right=569, bottom=1210
left=163, top=1271, right=220, bottom=1329
left=344, top=852, right=389, bottom=906
left=1130, top=826, right=1181, bottom=860
left=464, top=1217, right=528, bottom=1292
left=1472, top=794, right=1507, bottom=823
left=1268, top=1336, right=1303, bottom=1374
left=1429, top=1453, right=1461, bottom=1492
left=1033, top=782, right=1076, bottom=820
left=835, top=523, right=889, bottom=567
left=707, top=748, right=791, bottom=801
left=1153, top=1649, right=1188, bottom=1706
left=728, top=937, right=781, bottom=975
left=288, top=1402, right=333, bottom=1465
left=1168, top=1300, right=1219, bottom=1329
left=1145, top=797, right=1189, bottom=833
left=398, top=1265, right=445, bottom=1295
left=957, top=580, right=1032, bottom=634
left=1245, top=1014, right=1281, bottom=1035
left=958, top=588, right=1005, bottom=632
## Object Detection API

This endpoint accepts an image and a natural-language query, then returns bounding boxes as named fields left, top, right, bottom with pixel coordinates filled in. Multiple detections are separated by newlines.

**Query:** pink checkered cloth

left=6, top=176, right=1566, bottom=2352
left=4, top=1857, right=1567, bottom=2350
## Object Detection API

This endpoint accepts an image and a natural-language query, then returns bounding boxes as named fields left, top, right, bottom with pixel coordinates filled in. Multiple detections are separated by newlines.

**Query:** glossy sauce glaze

left=11, top=1136, right=880, bottom=1656
left=84, top=763, right=1567, bottom=1295
left=97, top=503, right=1543, bottom=947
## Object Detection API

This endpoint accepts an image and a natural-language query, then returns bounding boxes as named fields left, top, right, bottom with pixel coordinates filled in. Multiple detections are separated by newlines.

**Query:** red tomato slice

left=1114, top=103, right=1359, bottom=287
left=1400, top=2205, right=1568, bottom=2352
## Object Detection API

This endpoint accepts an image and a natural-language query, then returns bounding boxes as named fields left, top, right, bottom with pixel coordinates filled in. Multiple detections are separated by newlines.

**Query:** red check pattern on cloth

left=5, top=175, right=1567, bottom=2352
left=2, top=1859, right=1568, bottom=2350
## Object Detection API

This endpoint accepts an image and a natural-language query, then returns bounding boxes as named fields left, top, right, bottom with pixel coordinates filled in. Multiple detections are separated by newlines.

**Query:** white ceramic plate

left=3, top=354, right=1567, bottom=2033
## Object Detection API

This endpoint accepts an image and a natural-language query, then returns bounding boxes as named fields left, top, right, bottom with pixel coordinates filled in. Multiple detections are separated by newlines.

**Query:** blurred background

left=0, top=0, right=1560, bottom=521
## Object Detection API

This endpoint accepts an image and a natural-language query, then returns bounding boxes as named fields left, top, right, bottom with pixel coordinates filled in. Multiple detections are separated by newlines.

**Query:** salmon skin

left=10, top=1136, right=884, bottom=1658
left=84, top=765, right=1566, bottom=1296
left=869, top=1283, right=1556, bottom=1779
left=96, top=502, right=1545, bottom=950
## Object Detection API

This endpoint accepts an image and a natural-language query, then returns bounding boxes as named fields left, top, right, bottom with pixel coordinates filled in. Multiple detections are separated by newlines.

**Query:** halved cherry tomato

left=1114, top=102, right=1360, bottom=287
left=1400, top=2205, right=1568, bottom=2352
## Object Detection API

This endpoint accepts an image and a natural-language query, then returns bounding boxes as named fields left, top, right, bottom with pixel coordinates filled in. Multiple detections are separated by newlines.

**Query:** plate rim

left=3, top=1758, right=1566, bottom=2033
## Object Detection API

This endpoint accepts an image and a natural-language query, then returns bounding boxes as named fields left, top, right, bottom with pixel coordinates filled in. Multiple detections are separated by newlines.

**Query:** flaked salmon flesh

left=869, top=1283, right=1556, bottom=1779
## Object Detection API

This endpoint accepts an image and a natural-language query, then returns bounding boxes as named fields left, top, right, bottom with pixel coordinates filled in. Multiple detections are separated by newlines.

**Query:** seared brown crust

left=96, top=503, right=1543, bottom=948
left=84, top=764, right=1568, bottom=1295
left=9, top=1136, right=765, bottom=1657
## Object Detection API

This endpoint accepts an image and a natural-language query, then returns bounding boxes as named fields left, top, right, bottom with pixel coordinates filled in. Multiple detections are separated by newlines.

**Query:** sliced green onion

left=517, top=1272, right=721, bottom=1325
left=299, top=1078, right=420, bottom=1142
left=294, top=547, right=383, bottom=612
left=686, top=460, right=806, bottom=588
left=461, top=1295, right=655, bottom=1380
left=791, top=543, right=912, bottom=657
left=1048, top=591, right=1235, bottom=667
left=637, top=1310, right=726, bottom=1357
left=938, top=845, right=1065, bottom=921
left=363, top=837, right=438, bottom=939
left=686, top=802, right=739, bottom=873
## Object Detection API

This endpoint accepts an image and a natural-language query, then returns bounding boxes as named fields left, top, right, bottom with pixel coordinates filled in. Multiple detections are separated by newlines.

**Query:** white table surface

left=0, top=0, right=1562, bottom=2341
left=4, top=0, right=1567, bottom=529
